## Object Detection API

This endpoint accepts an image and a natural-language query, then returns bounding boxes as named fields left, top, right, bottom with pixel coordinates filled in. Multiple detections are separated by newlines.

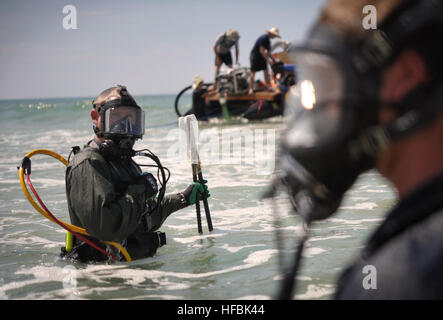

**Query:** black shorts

left=250, top=53, right=267, bottom=71
left=215, top=52, right=233, bottom=66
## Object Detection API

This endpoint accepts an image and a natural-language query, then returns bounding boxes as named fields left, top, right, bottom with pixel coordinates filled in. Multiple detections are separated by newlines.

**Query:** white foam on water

left=295, top=284, right=334, bottom=299
left=329, top=217, right=383, bottom=226
left=23, top=178, right=65, bottom=188
left=0, top=248, right=277, bottom=299
left=0, top=179, right=26, bottom=185
left=1, top=232, right=62, bottom=249
left=0, top=265, right=77, bottom=299
left=219, top=243, right=265, bottom=253
left=243, top=249, right=276, bottom=265
left=308, top=235, right=352, bottom=242
left=365, top=189, right=392, bottom=193
left=273, top=274, right=313, bottom=281
left=167, top=223, right=197, bottom=231
left=302, top=247, right=327, bottom=258
left=234, top=295, right=270, bottom=300
left=33, top=130, right=86, bottom=145
left=209, top=206, right=276, bottom=232
left=173, top=232, right=225, bottom=244
left=85, top=249, right=278, bottom=283
left=0, top=216, right=29, bottom=225
left=1, top=264, right=186, bottom=300
left=346, top=196, right=369, bottom=201
left=297, top=276, right=313, bottom=281
left=134, top=294, right=184, bottom=300
left=341, top=202, right=378, bottom=210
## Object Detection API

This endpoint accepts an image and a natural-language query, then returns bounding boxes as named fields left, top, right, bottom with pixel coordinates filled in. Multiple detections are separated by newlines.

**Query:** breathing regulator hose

left=18, top=149, right=132, bottom=262
left=265, top=177, right=311, bottom=300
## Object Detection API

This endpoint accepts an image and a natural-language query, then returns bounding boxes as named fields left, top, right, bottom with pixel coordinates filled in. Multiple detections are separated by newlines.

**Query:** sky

left=0, top=0, right=325, bottom=99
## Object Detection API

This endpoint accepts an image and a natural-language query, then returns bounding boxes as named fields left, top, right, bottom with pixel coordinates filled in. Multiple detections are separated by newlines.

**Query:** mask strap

left=349, top=82, right=443, bottom=159
left=93, top=124, right=103, bottom=138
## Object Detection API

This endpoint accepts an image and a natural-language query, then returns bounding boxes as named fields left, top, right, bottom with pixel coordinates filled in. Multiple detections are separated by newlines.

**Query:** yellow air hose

left=18, top=149, right=132, bottom=262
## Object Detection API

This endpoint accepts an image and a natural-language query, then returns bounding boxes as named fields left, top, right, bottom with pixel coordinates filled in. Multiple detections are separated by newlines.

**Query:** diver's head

left=91, top=85, right=145, bottom=150
left=278, top=0, right=443, bottom=221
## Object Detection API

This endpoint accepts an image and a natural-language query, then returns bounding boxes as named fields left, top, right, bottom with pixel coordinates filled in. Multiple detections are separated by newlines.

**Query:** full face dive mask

left=92, top=85, right=145, bottom=156
left=271, top=0, right=443, bottom=300
left=278, top=25, right=380, bottom=222
left=276, top=0, right=443, bottom=223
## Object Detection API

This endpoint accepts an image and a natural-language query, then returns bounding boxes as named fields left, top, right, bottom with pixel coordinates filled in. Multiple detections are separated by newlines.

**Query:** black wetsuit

left=63, top=139, right=188, bottom=262
left=336, top=172, right=443, bottom=299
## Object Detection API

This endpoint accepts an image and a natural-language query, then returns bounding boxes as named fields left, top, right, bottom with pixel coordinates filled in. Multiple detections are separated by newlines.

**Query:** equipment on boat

left=174, top=65, right=291, bottom=121
left=216, top=67, right=250, bottom=96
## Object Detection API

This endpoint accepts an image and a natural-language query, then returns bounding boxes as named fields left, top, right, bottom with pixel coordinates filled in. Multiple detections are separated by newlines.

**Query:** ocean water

left=0, top=95, right=396, bottom=300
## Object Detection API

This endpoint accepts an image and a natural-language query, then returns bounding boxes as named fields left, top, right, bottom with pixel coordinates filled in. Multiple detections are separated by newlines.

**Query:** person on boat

left=186, top=75, right=209, bottom=121
left=248, top=27, right=281, bottom=94
left=63, top=85, right=209, bottom=262
left=277, top=0, right=443, bottom=299
left=213, top=29, right=240, bottom=88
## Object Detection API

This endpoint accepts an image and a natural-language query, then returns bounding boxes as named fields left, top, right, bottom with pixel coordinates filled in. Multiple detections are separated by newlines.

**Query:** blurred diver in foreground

left=271, top=0, right=443, bottom=299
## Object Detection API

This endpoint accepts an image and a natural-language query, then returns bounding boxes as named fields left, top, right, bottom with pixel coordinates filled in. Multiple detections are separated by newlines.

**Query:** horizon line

left=0, top=91, right=183, bottom=102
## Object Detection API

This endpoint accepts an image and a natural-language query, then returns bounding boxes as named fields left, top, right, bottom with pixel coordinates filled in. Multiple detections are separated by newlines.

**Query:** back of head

left=318, top=0, right=443, bottom=81
left=226, top=29, right=240, bottom=41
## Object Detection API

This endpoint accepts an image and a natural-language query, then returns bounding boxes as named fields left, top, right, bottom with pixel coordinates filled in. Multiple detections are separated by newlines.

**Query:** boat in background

left=174, top=51, right=296, bottom=122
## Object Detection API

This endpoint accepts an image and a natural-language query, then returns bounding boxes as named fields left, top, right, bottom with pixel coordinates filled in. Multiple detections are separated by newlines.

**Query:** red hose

left=25, top=173, right=119, bottom=262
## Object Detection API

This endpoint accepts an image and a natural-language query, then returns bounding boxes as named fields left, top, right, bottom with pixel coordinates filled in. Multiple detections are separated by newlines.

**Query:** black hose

left=174, top=85, right=192, bottom=117
left=278, top=225, right=310, bottom=300
left=268, top=177, right=311, bottom=300
left=174, top=83, right=213, bottom=117
left=134, top=149, right=169, bottom=212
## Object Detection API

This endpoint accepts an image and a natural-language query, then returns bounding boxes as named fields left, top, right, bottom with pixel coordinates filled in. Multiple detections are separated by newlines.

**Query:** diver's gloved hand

left=182, top=180, right=210, bottom=205
left=136, top=172, right=158, bottom=199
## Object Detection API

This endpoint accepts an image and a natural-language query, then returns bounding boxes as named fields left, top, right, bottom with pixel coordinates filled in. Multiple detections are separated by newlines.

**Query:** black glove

left=182, top=180, right=210, bottom=205
left=136, top=172, right=158, bottom=199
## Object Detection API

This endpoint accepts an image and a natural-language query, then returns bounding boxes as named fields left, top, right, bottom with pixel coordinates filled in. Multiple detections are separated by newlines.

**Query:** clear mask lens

left=284, top=52, right=344, bottom=149
left=104, top=106, right=145, bottom=137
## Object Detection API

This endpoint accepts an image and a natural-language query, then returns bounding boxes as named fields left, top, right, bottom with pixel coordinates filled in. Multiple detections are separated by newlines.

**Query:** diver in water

left=275, top=0, right=443, bottom=298
left=62, top=85, right=209, bottom=262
